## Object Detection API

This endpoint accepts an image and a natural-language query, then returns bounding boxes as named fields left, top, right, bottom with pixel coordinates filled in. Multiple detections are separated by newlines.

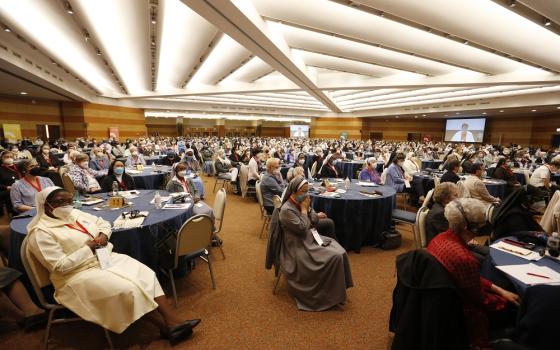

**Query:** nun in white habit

left=26, top=186, right=200, bottom=343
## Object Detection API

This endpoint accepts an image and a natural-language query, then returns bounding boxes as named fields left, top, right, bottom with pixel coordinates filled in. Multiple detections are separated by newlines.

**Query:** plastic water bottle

left=547, top=232, right=560, bottom=258
left=73, top=190, right=82, bottom=209
left=154, top=191, right=162, bottom=209
left=112, top=181, right=119, bottom=196
left=344, top=177, right=351, bottom=190
left=151, top=162, right=156, bottom=172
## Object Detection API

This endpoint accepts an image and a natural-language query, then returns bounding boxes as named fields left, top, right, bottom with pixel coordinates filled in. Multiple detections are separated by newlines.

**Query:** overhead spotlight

left=379, top=11, right=385, bottom=17
left=84, top=31, right=90, bottom=42
left=509, top=0, right=516, bottom=8
left=482, top=112, right=487, bottom=115
left=20, top=91, right=27, bottom=95
left=3, top=25, right=11, bottom=32
left=531, top=109, right=537, bottom=112
left=544, top=18, right=551, bottom=26
left=151, top=40, right=156, bottom=46
left=95, top=48, right=101, bottom=55
left=151, top=16, right=157, bottom=24
left=499, top=110, right=504, bottom=112
left=463, top=40, right=469, bottom=45
left=65, top=2, right=74, bottom=14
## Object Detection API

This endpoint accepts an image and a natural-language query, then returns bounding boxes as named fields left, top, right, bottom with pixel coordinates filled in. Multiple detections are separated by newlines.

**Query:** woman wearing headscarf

left=491, top=186, right=543, bottom=241
left=319, top=155, right=339, bottom=178
left=25, top=187, right=200, bottom=344
left=278, top=176, right=353, bottom=311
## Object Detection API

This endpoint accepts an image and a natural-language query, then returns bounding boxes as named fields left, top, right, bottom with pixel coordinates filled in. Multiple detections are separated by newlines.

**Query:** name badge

left=95, top=247, right=111, bottom=269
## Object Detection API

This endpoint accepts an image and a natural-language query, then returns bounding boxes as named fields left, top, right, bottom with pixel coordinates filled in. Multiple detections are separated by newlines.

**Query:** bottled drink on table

left=73, top=190, right=82, bottom=209
left=154, top=191, right=162, bottom=209
left=547, top=232, right=560, bottom=258
left=112, top=181, right=119, bottom=196
left=344, top=177, right=351, bottom=190
left=151, top=162, right=156, bottom=171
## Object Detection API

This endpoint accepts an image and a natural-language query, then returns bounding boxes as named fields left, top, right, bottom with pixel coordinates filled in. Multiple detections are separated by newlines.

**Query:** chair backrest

left=61, top=173, right=75, bottom=193
left=59, top=165, right=69, bottom=176
left=20, top=237, right=52, bottom=307
left=239, top=164, right=249, bottom=197
left=255, top=180, right=264, bottom=209
left=422, top=189, right=434, bottom=207
left=433, top=176, right=441, bottom=186
left=213, top=188, right=227, bottom=234
left=485, top=203, right=495, bottom=225
left=540, top=190, right=560, bottom=233
left=523, top=169, right=531, bottom=185
left=380, top=168, right=388, bottom=185
left=415, top=206, right=430, bottom=248
left=272, top=195, right=282, bottom=209
left=456, top=180, right=469, bottom=198
left=310, top=161, right=318, bottom=177
left=175, top=215, right=214, bottom=267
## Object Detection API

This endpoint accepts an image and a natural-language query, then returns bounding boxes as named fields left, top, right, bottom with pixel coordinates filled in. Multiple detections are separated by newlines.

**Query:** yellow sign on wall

left=3, top=124, right=22, bottom=143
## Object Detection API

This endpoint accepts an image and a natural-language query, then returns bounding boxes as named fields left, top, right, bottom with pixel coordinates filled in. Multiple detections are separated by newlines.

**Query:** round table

left=336, top=160, right=365, bottom=179
left=309, top=179, right=396, bottom=252
left=553, top=173, right=560, bottom=183
left=421, top=159, right=443, bottom=170
left=144, top=155, right=164, bottom=165
left=8, top=190, right=193, bottom=273
left=53, top=152, right=65, bottom=159
left=512, top=170, right=527, bottom=185
left=128, top=166, right=171, bottom=189
left=482, top=178, right=508, bottom=198
left=412, top=172, right=508, bottom=198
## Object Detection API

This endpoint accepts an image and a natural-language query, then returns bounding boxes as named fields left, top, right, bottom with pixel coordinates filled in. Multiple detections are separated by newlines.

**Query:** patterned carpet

left=0, top=176, right=415, bottom=350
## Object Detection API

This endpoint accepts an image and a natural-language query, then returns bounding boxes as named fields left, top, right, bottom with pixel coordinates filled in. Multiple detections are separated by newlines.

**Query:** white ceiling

left=0, top=0, right=559, bottom=118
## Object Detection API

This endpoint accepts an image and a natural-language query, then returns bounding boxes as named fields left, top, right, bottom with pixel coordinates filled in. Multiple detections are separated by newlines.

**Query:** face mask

left=132, top=151, right=138, bottom=156
left=114, top=167, right=124, bottom=175
left=52, top=205, right=73, bottom=220
left=2, top=158, right=13, bottom=166
left=29, top=166, right=42, bottom=176
left=96, top=153, right=104, bottom=158
left=273, top=168, right=281, bottom=175
left=295, top=193, right=307, bottom=203
left=79, top=162, right=89, bottom=169
left=298, top=159, right=305, bottom=165
left=177, top=170, right=187, bottom=178
left=42, top=149, right=50, bottom=154
left=397, top=161, right=404, bottom=166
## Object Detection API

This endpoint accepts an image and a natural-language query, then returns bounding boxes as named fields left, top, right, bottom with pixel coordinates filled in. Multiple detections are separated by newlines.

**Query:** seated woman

left=293, top=153, right=309, bottom=178
left=427, top=198, right=520, bottom=349
left=425, top=182, right=458, bottom=244
left=101, top=160, right=136, bottom=193
left=10, top=160, right=54, bottom=213
left=215, top=150, right=239, bottom=194
left=165, top=162, right=213, bottom=218
left=89, top=148, right=111, bottom=171
left=492, top=158, right=519, bottom=196
left=402, top=152, right=421, bottom=176
left=181, top=150, right=205, bottom=198
left=278, top=177, right=353, bottom=311
left=26, top=187, right=200, bottom=343
left=319, top=156, right=339, bottom=178
left=359, top=158, right=381, bottom=184
left=286, top=166, right=305, bottom=183
left=261, top=158, right=286, bottom=215
left=67, top=154, right=107, bottom=194
left=385, top=152, right=409, bottom=193
left=62, top=143, right=78, bottom=165
left=36, top=144, right=64, bottom=172
left=125, top=146, right=146, bottom=167
left=0, top=151, right=21, bottom=216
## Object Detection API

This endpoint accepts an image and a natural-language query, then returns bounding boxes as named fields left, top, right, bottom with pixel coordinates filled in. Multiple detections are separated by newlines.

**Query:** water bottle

left=151, top=162, right=156, bottom=172
left=112, top=181, right=119, bottom=196
left=344, top=177, right=351, bottom=190
left=73, top=190, right=82, bottom=209
left=547, top=232, right=560, bottom=258
left=154, top=191, right=162, bottom=209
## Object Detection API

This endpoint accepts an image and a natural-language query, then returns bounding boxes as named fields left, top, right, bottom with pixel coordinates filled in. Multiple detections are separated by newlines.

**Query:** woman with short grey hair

left=427, top=198, right=520, bottom=349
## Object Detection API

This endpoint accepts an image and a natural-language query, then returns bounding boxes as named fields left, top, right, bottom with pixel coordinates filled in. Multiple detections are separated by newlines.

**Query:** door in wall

left=36, top=124, right=61, bottom=141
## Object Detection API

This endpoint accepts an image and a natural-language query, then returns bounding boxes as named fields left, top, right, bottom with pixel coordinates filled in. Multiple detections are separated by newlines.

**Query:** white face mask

left=52, top=205, right=73, bottom=220
left=42, top=149, right=50, bottom=154
left=177, top=170, right=187, bottom=178
left=132, top=151, right=138, bottom=156
left=2, top=158, right=14, bottom=166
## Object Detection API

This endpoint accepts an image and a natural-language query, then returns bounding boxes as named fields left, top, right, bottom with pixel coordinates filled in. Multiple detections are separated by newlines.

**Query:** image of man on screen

left=293, top=127, right=305, bottom=137
left=451, top=123, right=475, bottom=142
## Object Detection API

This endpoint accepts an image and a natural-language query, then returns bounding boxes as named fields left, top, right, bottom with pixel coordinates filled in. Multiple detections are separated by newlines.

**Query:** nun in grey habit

left=278, top=176, right=353, bottom=311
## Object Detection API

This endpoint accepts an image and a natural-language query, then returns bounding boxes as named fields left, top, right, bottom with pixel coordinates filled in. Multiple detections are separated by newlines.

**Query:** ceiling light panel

left=253, top=0, right=543, bottom=74
left=0, top=0, right=115, bottom=94
left=188, top=34, right=251, bottom=86
left=338, top=87, right=468, bottom=107
left=157, top=0, right=218, bottom=90
left=73, top=0, right=150, bottom=94
left=334, top=88, right=411, bottom=102
left=171, top=95, right=328, bottom=110
left=361, top=0, right=560, bottom=72
left=221, top=56, right=273, bottom=83
left=217, top=93, right=324, bottom=106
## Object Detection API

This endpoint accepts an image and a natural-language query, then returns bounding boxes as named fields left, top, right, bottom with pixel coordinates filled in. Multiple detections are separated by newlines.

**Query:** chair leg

left=205, top=251, right=216, bottom=289
left=104, top=329, right=114, bottom=349
left=168, top=268, right=178, bottom=308
left=213, top=180, right=218, bottom=193
left=42, top=308, right=56, bottom=350
left=411, top=225, right=418, bottom=249
left=259, top=217, right=268, bottom=239
left=272, top=271, right=282, bottom=295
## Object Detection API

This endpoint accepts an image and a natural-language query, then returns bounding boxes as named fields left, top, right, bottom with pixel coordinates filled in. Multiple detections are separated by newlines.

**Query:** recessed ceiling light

left=455, top=112, right=460, bottom=115
left=499, top=110, right=504, bottom=112
left=95, top=48, right=101, bottom=56
left=463, top=40, right=469, bottom=45
left=3, top=26, right=10, bottom=32
left=544, top=19, right=551, bottom=26
left=65, top=2, right=74, bottom=14
left=509, top=0, right=516, bottom=8
left=414, top=116, right=418, bottom=119
left=151, top=17, right=157, bottom=24
left=422, top=114, right=426, bottom=117
left=20, top=91, right=27, bottom=95
left=482, top=112, right=487, bottom=115
left=531, top=109, right=537, bottom=112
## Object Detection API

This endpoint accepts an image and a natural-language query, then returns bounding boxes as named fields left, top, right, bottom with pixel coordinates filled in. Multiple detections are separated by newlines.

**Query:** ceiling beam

left=180, top=0, right=342, bottom=112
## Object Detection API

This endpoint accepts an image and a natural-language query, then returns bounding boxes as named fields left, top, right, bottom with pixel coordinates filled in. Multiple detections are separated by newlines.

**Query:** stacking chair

left=392, top=208, right=419, bottom=249
left=61, top=173, right=75, bottom=194
left=20, top=238, right=113, bottom=350
left=256, top=181, right=271, bottom=238
left=239, top=164, right=256, bottom=198
left=212, top=188, right=227, bottom=259
left=310, top=161, right=318, bottom=178
left=422, top=189, right=435, bottom=207
left=212, top=162, right=231, bottom=193
left=272, top=195, right=282, bottom=210
left=415, top=206, right=430, bottom=248
left=165, top=215, right=216, bottom=307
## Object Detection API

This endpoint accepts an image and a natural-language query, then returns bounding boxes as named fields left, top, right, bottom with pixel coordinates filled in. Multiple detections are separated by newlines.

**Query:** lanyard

left=180, top=179, right=190, bottom=193
left=118, top=179, right=128, bottom=191
left=24, top=177, right=42, bottom=192
left=65, top=220, right=95, bottom=239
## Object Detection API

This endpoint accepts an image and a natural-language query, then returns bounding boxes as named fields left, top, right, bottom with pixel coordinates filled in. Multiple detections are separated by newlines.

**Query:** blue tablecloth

left=9, top=190, right=193, bottom=273
left=129, top=166, right=170, bottom=189
left=310, top=179, right=396, bottom=251
left=488, top=237, right=560, bottom=349
left=421, top=159, right=443, bottom=170
left=144, top=155, right=164, bottom=165
left=553, top=173, right=560, bottom=183
left=513, top=171, right=526, bottom=185
left=412, top=172, right=507, bottom=198
left=336, top=160, right=365, bottom=179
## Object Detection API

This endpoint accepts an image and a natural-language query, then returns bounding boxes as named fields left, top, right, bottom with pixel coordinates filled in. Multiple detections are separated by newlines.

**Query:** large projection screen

left=445, top=118, right=486, bottom=143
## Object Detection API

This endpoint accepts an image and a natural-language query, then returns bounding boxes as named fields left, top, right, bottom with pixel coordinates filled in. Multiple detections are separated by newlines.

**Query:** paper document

left=311, top=228, right=324, bottom=246
left=95, top=247, right=111, bottom=270
left=81, top=198, right=104, bottom=206
left=491, top=241, right=543, bottom=261
left=358, top=181, right=378, bottom=187
left=404, top=180, right=411, bottom=188
left=496, top=264, right=560, bottom=285
left=126, top=169, right=141, bottom=174
left=112, top=211, right=149, bottom=229
left=120, top=191, right=140, bottom=199
left=150, top=196, right=171, bottom=204
left=163, top=203, right=192, bottom=210
left=335, top=189, right=346, bottom=194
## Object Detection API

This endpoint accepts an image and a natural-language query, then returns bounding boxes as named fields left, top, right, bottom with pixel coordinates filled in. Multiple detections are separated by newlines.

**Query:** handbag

left=381, top=228, right=402, bottom=250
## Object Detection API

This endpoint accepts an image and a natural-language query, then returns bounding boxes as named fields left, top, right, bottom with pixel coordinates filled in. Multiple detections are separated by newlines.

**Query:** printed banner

left=3, top=124, right=22, bottom=143
left=109, top=127, right=119, bottom=139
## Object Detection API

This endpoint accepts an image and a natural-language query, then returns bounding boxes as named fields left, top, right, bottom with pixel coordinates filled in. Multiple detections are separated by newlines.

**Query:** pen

left=526, top=272, right=550, bottom=279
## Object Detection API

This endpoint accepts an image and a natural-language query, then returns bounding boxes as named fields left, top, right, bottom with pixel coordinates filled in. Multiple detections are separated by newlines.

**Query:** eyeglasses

left=49, top=199, right=73, bottom=206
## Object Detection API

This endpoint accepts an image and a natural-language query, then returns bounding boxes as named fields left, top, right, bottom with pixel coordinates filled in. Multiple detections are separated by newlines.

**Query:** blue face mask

left=295, top=193, right=307, bottom=203
left=114, top=167, right=124, bottom=175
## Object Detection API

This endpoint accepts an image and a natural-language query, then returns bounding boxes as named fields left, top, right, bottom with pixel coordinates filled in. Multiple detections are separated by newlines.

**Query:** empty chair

left=212, top=188, right=227, bottom=259
left=392, top=208, right=419, bottom=249
left=416, top=206, right=430, bottom=248
left=165, top=215, right=216, bottom=307
left=256, top=180, right=271, bottom=238
left=20, top=237, right=113, bottom=350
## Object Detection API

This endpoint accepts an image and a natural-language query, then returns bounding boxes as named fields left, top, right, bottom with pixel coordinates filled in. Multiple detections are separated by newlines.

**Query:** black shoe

left=19, top=312, right=48, bottom=331
left=160, top=319, right=201, bottom=342
left=211, top=238, right=223, bottom=247
left=167, top=327, right=193, bottom=346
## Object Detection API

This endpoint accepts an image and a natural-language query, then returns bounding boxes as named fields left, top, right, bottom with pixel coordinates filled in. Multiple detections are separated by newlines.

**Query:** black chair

left=392, top=209, right=419, bottom=248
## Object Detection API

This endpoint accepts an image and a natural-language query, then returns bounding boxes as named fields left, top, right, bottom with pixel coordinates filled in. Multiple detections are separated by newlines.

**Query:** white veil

left=26, top=186, right=62, bottom=234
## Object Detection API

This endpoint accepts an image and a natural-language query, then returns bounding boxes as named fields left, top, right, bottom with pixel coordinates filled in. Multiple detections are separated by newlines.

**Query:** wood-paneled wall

left=0, top=97, right=62, bottom=138
left=311, top=117, right=363, bottom=139
left=83, top=103, right=146, bottom=139
left=485, top=116, right=533, bottom=145
left=146, top=116, right=176, bottom=136
left=362, top=118, right=445, bottom=141
left=531, top=115, right=559, bottom=147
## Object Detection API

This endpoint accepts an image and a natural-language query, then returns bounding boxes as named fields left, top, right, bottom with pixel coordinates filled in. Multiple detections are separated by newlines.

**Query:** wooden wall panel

left=485, top=117, right=534, bottom=145
left=311, top=117, right=363, bottom=139
left=0, top=97, right=62, bottom=139
left=261, top=127, right=285, bottom=137
left=83, top=103, right=146, bottom=139
left=362, top=118, right=445, bottom=141
left=531, top=114, right=559, bottom=147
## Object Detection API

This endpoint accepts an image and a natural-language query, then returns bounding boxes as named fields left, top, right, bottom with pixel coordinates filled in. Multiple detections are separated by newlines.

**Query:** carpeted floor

left=0, top=177, right=416, bottom=350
